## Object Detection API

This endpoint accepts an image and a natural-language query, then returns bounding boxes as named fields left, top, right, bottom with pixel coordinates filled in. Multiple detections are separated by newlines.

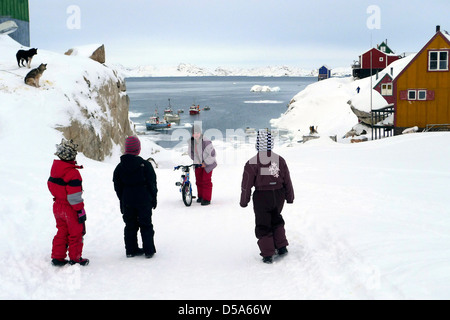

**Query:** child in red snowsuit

left=48, top=139, right=89, bottom=266
left=188, top=122, right=217, bottom=205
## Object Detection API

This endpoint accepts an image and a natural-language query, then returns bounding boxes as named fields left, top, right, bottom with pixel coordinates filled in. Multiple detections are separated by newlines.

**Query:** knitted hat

left=192, top=122, right=202, bottom=134
left=124, top=136, right=141, bottom=155
left=55, top=138, right=78, bottom=161
left=256, top=129, right=274, bottom=151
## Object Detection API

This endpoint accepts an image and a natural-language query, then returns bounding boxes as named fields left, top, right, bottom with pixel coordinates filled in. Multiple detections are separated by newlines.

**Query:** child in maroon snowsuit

left=188, top=122, right=217, bottom=205
left=48, top=139, right=89, bottom=266
left=240, top=130, right=294, bottom=263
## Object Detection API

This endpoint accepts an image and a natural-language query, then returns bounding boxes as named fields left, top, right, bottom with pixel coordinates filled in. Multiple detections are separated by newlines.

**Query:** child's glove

left=77, top=209, right=87, bottom=223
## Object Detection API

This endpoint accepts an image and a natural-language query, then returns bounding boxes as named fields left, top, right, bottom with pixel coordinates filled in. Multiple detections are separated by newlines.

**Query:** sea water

left=125, top=76, right=316, bottom=148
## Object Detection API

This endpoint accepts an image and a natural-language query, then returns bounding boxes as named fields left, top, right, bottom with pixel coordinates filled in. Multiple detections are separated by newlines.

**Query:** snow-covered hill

left=115, top=62, right=351, bottom=78
left=270, top=53, right=418, bottom=142
left=1, top=36, right=449, bottom=300
left=0, top=36, right=132, bottom=161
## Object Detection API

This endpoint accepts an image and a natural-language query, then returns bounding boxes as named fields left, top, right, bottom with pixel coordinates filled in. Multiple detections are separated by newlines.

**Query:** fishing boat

left=164, top=112, right=180, bottom=123
left=163, top=99, right=174, bottom=115
left=163, top=99, right=180, bottom=123
left=146, top=109, right=171, bottom=130
left=245, top=127, right=257, bottom=135
left=189, top=104, right=200, bottom=115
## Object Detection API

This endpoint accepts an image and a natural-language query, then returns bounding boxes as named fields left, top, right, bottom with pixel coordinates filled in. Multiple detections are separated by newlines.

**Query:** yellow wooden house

left=393, top=26, right=450, bottom=133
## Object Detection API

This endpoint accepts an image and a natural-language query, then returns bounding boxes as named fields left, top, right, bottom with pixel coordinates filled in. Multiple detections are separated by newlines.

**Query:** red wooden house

left=353, top=43, right=402, bottom=79
left=373, top=73, right=394, bottom=104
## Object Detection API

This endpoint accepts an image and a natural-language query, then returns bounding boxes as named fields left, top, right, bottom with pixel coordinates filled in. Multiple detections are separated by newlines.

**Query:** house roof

left=373, top=73, right=393, bottom=88
left=394, top=30, right=450, bottom=84
left=360, top=47, right=400, bottom=57
left=444, top=30, right=450, bottom=43
left=372, top=53, right=415, bottom=86
left=377, top=41, right=395, bottom=54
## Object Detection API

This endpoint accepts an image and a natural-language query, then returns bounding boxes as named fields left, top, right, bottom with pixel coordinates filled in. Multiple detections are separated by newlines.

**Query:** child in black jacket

left=113, top=136, right=158, bottom=258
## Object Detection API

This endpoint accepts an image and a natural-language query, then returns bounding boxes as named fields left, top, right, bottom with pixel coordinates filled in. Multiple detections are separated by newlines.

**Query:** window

left=418, top=90, right=427, bottom=100
left=400, top=90, right=435, bottom=101
left=381, top=83, right=393, bottom=96
left=429, top=50, right=449, bottom=71
left=379, top=57, right=384, bottom=62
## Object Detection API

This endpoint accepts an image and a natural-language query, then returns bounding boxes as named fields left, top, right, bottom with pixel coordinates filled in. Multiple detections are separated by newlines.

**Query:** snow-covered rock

left=0, top=35, right=133, bottom=160
left=65, top=43, right=106, bottom=64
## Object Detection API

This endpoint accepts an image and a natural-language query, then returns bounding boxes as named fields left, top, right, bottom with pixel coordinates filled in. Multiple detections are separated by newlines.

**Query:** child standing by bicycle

left=188, top=122, right=217, bottom=206
left=239, top=129, right=294, bottom=263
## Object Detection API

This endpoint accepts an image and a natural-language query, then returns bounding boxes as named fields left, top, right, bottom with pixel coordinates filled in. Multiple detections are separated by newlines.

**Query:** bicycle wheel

left=182, top=182, right=193, bottom=206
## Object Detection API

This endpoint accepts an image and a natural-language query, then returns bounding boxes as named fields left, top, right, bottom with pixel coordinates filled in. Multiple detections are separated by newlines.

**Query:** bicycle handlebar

left=174, top=164, right=202, bottom=170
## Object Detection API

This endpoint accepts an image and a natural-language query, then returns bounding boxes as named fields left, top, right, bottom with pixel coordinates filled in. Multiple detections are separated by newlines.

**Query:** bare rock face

left=58, top=44, right=133, bottom=161
left=56, top=69, right=133, bottom=161
left=89, top=45, right=106, bottom=64
left=65, top=44, right=106, bottom=64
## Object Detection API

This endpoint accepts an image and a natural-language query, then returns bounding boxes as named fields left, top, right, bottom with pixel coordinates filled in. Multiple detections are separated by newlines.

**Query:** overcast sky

left=28, top=0, right=450, bottom=69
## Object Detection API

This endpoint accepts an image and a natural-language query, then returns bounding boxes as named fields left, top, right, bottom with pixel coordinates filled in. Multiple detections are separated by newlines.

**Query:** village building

left=318, top=65, right=331, bottom=81
left=0, top=0, right=30, bottom=46
left=393, top=25, right=450, bottom=134
left=373, top=71, right=395, bottom=105
left=352, top=40, right=402, bottom=79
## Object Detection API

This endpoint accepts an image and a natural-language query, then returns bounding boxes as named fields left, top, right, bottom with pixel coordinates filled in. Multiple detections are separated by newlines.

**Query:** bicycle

left=174, top=164, right=200, bottom=206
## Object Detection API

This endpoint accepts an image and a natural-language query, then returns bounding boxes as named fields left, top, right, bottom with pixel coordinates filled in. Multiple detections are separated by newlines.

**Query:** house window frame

left=408, top=90, right=417, bottom=100
left=417, top=90, right=427, bottom=100
left=428, top=50, right=449, bottom=71
left=381, top=83, right=393, bottom=96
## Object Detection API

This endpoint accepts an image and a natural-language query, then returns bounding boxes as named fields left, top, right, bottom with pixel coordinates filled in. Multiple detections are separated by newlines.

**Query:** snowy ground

left=1, top=132, right=449, bottom=300
left=1, top=34, right=450, bottom=300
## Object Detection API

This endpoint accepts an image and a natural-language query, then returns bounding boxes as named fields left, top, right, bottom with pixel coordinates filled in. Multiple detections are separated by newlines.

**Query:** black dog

left=16, top=48, right=38, bottom=68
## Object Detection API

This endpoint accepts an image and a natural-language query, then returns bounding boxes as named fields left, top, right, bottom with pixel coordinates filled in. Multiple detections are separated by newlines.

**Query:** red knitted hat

left=124, top=136, right=141, bottom=155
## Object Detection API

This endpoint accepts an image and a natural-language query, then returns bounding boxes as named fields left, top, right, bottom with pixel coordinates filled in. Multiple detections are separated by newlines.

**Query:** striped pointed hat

left=256, top=129, right=274, bottom=151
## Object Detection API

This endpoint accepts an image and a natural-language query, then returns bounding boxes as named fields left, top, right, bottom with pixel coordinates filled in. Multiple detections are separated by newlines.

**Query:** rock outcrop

left=65, top=44, right=106, bottom=64
left=56, top=66, right=133, bottom=161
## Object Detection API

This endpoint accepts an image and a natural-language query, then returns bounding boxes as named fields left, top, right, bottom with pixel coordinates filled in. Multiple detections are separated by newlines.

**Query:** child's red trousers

left=51, top=201, right=85, bottom=261
left=194, top=167, right=213, bottom=201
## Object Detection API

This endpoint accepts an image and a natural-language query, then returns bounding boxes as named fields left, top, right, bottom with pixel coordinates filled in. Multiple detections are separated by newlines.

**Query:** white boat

left=164, top=112, right=180, bottom=123
left=0, top=21, right=18, bottom=35
left=245, top=127, right=257, bottom=135
left=163, top=99, right=180, bottom=123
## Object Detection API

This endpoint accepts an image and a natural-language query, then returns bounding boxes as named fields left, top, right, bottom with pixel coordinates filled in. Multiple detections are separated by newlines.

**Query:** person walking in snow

left=240, top=129, right=294, bottom=263
left=188, top=122, right=217, bottom=205
left=48, top=138, right=89, bottom=266
left=113, top=136, right=158, bottom=258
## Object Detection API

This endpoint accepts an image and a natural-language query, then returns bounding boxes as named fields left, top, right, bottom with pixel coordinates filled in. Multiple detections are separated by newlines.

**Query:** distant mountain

left=112, top=62, right=351, bottom=78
